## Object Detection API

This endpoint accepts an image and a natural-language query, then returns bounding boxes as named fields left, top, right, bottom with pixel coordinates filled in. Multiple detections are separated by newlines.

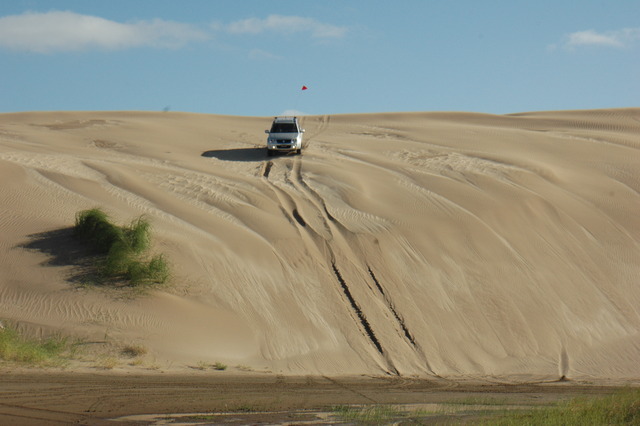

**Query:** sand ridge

left=0, top=109, right=639, bottom=378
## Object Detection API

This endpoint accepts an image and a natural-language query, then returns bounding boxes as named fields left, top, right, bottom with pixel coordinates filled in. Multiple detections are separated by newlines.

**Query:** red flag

left=301, top=85, right=308, bottom=90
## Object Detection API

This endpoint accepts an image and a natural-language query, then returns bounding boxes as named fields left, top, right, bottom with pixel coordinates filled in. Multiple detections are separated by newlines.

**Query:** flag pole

left=292, top=85, right=308, bottom=115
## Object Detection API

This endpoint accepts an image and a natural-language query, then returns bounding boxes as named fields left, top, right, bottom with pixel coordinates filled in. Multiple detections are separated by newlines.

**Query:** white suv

left=265, top=116, right=305, bottom=156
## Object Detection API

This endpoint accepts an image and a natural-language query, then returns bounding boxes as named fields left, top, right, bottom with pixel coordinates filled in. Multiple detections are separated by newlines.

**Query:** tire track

left=262, top=160, right=273, bottom=178
left=264, top=159, right=389, bottom=360
left=290, top=157, right=431, bottom=371
left=261, top=157, right=389, bottom=362
left=277, top=157, right=333, bottom=238
left=260, top=160, right=300, bottom=228
left=331, top=261, right=384, bottom=355
left=365, top=264, right=437, bottom=375
left=289, top=156, right=337, bottom=225
left=286, top=156, right=407, bottom=372
left=367, top=266, right=417, bottom=348
left=261, top=146, right=421, bottom=375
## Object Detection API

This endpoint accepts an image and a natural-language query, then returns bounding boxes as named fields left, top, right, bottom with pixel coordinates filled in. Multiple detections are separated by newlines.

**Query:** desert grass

left=344, top=391, right=640, bottom=424
left=125, top=254, right=169, bottom=286
left=74, top=208, right=169, bottom=286
left=96, top=356, right=119, bottom=370
left=192, top=361, right=228, bottom=371
left=332, top=405, right=406, bottom=424
left=213, top=361, right=228, bottom=371
left=0, top=324, right=74, bottom=366
left=121, top=344, right=147, bottom=358
left=330, top=391, right=640, bottom=425
left=485, top=388, right=640, bottom=425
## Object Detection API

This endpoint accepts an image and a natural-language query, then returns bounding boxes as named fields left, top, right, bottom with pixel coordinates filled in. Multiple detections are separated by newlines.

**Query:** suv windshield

left=270, top=122, right=298, bottom=133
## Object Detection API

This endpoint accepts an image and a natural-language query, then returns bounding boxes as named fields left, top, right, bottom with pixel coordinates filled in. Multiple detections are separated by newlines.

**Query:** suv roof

left=273, top=116, right=298, bottom=123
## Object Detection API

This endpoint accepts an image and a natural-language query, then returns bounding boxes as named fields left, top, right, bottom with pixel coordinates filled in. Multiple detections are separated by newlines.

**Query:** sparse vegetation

left=330, top=393, right=640, bottom=425
left=96, top=356, right=118, bottom=370
left=332, top=405, right=405, bottom=424
left=485, top=388, right=640, bottom=425
left=191, top=361, right=229, bottom=371
left=121, top=344, right=147, bottom=358
left=74, top=208, right=169, bottom=286
left=0, top=324, right=73, bottom=366
left=235, top=364, right=253, bottom=372
left=192, top=361, right=229, bottom=371
left=194, top=360, right=209, bottom=370
left=213, top=361, right=228, bottom=371
left=326, top=392, right=638, bottom=424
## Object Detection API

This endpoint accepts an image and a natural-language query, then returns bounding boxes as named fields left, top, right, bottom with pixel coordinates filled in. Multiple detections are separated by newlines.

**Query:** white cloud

left=225, top=14, right=347, bottom=39
left=567, top=30, right=623, bottom=48
left=559, top=27, right=640, bottom=49
left=0, top=11, right=208, bottom=53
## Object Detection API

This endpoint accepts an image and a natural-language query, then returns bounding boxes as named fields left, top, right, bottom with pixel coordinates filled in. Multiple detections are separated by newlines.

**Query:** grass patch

left=0, top=324, right=74, bottom=366
left=331, top=393, right=640, bottom=425
left=332, top=405, right=405, bottom=424
left=192, top=361, right=228, bottom=371
left=484, top=388, right=640, bottom=425
left=213, top=361, right=228, bottom=371
left=74, top=208, right=169, bottom=286
left=96, top=356, right=118, bottom=370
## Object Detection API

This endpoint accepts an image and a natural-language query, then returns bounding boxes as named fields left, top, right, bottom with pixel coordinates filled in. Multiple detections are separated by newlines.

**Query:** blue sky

left=1, top=1, right=638, bottom=116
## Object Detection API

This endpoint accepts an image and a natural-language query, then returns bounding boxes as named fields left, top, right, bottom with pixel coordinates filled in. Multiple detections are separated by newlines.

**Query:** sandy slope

left=0, top=109, right=638, bottom=379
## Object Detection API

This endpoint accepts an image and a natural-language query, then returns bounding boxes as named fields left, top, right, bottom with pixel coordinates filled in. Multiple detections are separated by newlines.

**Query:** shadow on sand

left=202, top=147, right=267, bottom=162
left=202, top=147, right=299, bottom=162
left=18, top=228, right=119, bottom=288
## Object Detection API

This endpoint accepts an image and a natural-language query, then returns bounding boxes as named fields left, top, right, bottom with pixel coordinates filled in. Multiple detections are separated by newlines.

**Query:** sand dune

left=1, top=109, right=639, bottom=379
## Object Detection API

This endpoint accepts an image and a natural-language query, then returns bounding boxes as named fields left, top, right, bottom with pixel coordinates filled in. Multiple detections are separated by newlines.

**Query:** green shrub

left=74, top=208, right=169, bottom=286
left=75, top=208, right=120, bottom=253
left=103, top=240, right=132, bottom=276
left=126, top=255, right=169, bottom=286
left=125, top=217, right=151, bottom=254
